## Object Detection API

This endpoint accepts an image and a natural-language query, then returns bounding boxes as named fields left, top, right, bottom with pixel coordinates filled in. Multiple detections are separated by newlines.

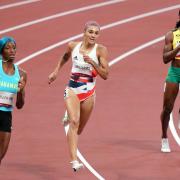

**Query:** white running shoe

left=161, top=138, right=171, bottom=153
left=62, top=110, right=69, bottom=126
left=70, top=160, right=84, bottom=172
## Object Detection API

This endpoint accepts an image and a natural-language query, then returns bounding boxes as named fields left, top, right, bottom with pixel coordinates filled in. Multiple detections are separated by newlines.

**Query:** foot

left=70, top=160, right=84, bottom=172
left=62, top=111, right=69, bottom=126
left=161, top=138, right=171, bottom=153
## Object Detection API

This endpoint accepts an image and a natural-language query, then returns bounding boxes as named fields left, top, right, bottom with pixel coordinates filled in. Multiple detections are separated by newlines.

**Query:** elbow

left=16, top=102, right=24, bottom=109
left=163, top=53, right=173, bottom=64
left=103, top=76, right=108, bottom=80
left=103, top=72, right=109, bottom=80
left=163, top=56, right=169, bottom=64
left=16, top=105, right=23, bottom=109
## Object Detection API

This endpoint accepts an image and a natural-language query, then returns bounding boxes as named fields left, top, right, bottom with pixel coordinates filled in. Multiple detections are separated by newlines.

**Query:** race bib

left=0, top=91, right=15, bottom=106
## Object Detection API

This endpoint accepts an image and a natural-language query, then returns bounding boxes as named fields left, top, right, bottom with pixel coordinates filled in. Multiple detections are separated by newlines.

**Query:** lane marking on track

left=109, top=37, right=180, bottom=147
left=0, top=0, right=125, bottom=35
left=64, top=125, right=105, bottom=180
left=163, top=84, right=180, bottom=145
left=15, top=4, right=180, bottom=65
left=169, top=114, right=180, bottom=145
left=0, top=0, right=41, bottom=10
left=14, top=4, right=180, bottom=180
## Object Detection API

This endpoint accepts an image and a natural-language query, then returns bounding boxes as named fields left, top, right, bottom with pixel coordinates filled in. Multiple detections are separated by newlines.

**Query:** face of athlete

left=1, top=42, right=16, bottom=62
left=84, top=26, right=100, bottom=45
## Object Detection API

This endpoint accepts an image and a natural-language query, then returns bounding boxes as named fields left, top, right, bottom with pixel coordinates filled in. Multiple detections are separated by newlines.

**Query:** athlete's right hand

left=48, top=72, right=57, bottom=84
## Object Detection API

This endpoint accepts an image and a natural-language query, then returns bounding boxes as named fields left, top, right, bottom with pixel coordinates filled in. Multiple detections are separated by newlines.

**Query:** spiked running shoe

left=161, top=138, right=171, bottom=153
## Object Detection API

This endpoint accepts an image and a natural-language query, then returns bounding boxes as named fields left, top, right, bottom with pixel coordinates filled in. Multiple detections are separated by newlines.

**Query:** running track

left=0, top=0, right=180, bottom=180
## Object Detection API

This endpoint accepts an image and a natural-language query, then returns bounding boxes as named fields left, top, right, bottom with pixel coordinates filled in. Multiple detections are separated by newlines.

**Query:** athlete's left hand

left=83, top=55, right=93, bottom=65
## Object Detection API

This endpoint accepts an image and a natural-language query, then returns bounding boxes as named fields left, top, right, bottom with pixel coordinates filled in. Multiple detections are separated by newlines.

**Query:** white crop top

left=71, top=42, right=99, bottom=76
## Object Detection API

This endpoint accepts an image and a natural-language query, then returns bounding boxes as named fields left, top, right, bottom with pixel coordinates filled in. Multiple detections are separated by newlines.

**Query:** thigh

left=80, top=94, right=95, bottom=123
left=163, top=82, right=179, bottom=107
left=0, top=132, right=11, bottom=145
left=0, top=131, right=11, bottom=156
left=64, top=88, right=80, bottom=122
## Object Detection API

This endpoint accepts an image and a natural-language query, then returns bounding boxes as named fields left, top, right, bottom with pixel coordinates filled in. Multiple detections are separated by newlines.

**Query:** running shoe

left=161, top=138, right=171, bottom=153
left=70, top=160, right=84, bottom=172
left=62, top=110, right=69, bottom=126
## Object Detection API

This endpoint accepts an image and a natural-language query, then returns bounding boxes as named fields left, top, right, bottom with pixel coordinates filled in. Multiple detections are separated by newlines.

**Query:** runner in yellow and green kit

left=161, top=10, right=180, bottom=153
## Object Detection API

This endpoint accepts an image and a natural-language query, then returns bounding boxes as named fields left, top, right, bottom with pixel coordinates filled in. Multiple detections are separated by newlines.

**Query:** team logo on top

left=73, top=56, right=78, bottom=60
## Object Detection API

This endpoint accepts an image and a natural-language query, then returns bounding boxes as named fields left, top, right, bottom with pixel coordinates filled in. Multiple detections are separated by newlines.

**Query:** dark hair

left=175, top=21, right=180, bottom=28
left=175, top=10, right=180, bottom=28
left=0, top=36, right=16, bottom=54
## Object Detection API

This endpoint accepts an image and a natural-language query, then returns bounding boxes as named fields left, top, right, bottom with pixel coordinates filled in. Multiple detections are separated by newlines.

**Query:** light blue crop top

left=0, top=61, right=20, bottom=111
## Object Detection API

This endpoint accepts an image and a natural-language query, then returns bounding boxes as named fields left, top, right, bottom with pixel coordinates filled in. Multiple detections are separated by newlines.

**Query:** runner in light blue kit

left=0, top=36, right=27, bottom=164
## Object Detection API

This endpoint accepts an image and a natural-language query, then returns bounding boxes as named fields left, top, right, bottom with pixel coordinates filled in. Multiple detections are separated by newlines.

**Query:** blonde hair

left=84, top=21, right=100, bottom=31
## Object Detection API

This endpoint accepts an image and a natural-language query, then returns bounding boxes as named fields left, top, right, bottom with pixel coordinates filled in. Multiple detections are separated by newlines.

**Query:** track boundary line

left=14, top=4, right=180, bottom=180
left=0, top=0, right=125, bottom=35
left=0, top=0, right=41, bottom=10
left=16, top=4, right=180, bottom=65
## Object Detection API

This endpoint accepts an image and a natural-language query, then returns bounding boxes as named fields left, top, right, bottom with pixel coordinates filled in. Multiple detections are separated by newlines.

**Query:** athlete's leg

left=64, top=88, right=80, bottom=161
left=78, top=95, right=95, bottom=135
left=0, top=131, right=11, bottom=164
left=161, top=82, right=179, bottom=138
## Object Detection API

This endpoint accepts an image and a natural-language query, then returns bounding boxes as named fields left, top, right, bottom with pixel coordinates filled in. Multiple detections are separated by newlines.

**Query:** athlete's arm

left=16, top=68, right=27, bottom=109
left=83, top=45, right=109, bottom=80
left=48, top=41, right=76, bottom=84
left=163, top=31, right=180, bottom=64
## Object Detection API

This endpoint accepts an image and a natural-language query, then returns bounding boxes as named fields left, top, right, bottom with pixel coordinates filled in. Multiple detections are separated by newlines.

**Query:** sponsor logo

left=75, top=65, right=90, bottom=70
left=73, top=56, right=78, bottom=60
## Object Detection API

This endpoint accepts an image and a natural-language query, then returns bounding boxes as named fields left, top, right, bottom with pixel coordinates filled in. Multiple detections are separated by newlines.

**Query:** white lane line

left=109, top=37, right=164, bottom=66
left=101, top=4, right=180, bottom=30
left=163, top=84, right=180, bottom=146
left=169, top=114, right=180, bottom=145
left=16, top=4, right=180, bottom=65
left=0, top=0, right=125, bottom=35
left=0, top=0, right=41, bottom=10
left=14, top=4, right=180, bottom=180
left=109, top=38, right=180, bottom=147
left=17, top=36, right=179, bottom=179
left=64, top=125, right=105, bottom=180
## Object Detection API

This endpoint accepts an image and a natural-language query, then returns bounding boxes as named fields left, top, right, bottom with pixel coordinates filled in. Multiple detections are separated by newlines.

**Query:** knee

left=70, top=117, right=80, bottom=129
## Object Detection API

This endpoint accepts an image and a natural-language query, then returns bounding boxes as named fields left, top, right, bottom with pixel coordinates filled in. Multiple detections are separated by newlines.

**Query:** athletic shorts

left=166, top=66, right=180, bottom=84
left=0, top=110, right=12, bottom=132
left=64, top=73, right=95, bottom=102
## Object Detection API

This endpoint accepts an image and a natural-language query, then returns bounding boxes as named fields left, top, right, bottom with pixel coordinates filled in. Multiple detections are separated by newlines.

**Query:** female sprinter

left=0, top=37, right=27, bottom=164
left=161, top=10, right=180, bottom=152
left=48, top=21, right=109, bottom=171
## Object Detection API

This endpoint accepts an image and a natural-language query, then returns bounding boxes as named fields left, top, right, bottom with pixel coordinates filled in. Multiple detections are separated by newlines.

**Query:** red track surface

left=0, top=0, right=180, bottom=179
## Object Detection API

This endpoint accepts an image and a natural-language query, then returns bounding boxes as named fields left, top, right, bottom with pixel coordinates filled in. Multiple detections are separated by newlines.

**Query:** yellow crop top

left=173, top=29, right=180, bottom=60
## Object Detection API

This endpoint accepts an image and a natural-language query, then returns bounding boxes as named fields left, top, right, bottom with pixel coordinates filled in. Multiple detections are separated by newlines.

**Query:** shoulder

left=164, top=30, right=173, bottom=43
left=97, top=44, right=107, bottom=51
left=18, top=67, right=27, bottom=80
left=67, top=41, right=80, bottom=51
left=97, top=44, right=108, bottom=56
left=171, top=28, right=178, bottom=32
left=165, top=30, right=173, bottom=37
